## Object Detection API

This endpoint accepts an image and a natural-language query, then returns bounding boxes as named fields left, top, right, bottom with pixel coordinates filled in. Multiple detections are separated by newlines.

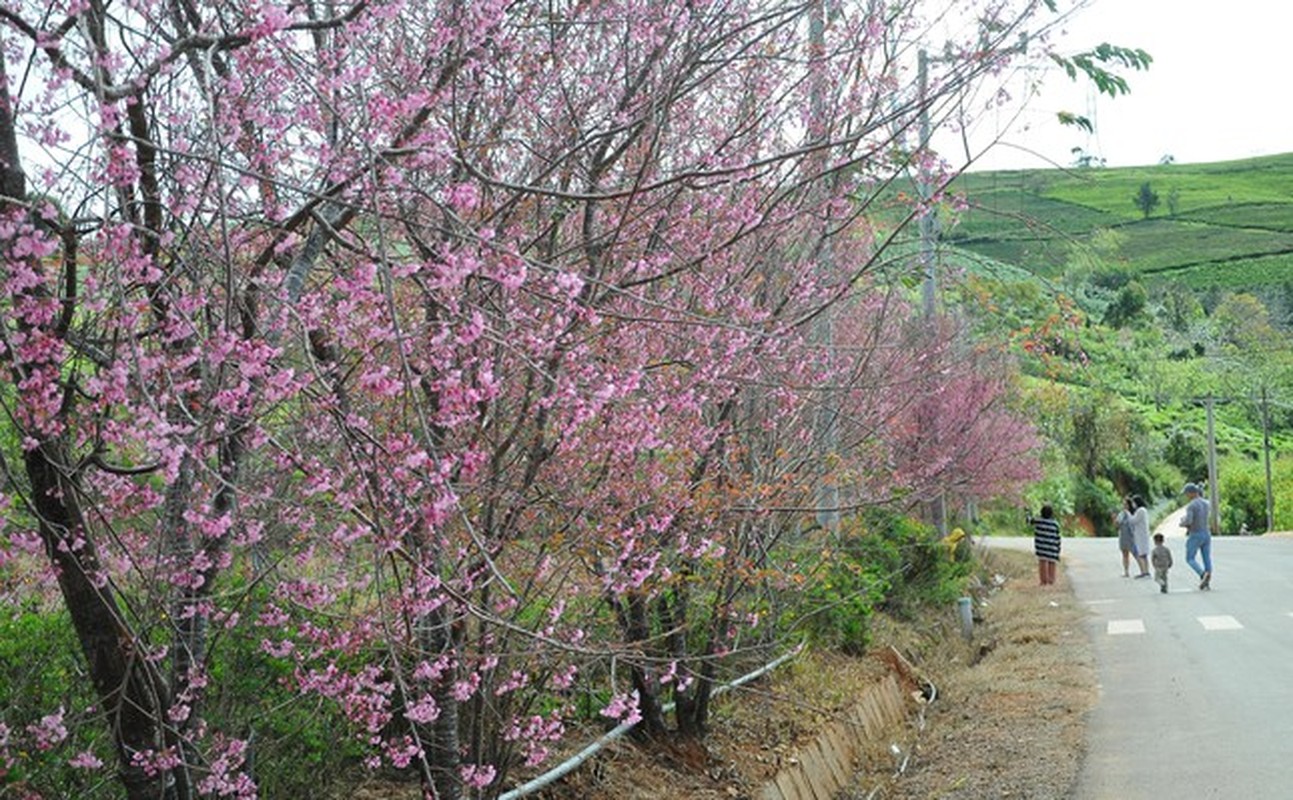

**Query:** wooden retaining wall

left=757, top=673, right=911, bottom=800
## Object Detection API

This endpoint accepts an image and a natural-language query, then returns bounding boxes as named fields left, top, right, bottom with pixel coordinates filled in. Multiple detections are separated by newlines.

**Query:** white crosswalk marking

left=1198, top=615, right=1242, bottom=631
left=1102, top=615, right=1253, bottom=635
left=1107, top=619, right=1145, bottom=635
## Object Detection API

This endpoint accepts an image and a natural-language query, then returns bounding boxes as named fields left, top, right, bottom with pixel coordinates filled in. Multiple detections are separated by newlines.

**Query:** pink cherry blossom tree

left=1, top=0, right=1090, bottom=797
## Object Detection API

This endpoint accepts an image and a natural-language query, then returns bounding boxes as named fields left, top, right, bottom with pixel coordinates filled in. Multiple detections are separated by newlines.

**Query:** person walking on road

left=1179, top=483, right=1213, bottom=590
left=1130, top=494, right=1151, bottom=578
left=1114, top=497, right=1136, bottom=577
left=1030, top=505, right=1062, bottom=586
left=1151, top=532, right=1173, bottom=594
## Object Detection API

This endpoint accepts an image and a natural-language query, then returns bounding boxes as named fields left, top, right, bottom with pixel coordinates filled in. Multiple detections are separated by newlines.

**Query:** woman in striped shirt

left=1030, top=505, right=1062, bottom=586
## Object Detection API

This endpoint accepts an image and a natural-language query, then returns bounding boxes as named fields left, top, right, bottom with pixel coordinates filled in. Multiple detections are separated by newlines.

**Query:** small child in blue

left=1151, top=533, right=1173, bottom=594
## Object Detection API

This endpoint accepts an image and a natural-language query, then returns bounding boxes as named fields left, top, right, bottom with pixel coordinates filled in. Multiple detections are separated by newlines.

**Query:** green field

left=947, top=153, right=1293, bottom=287
left=1153, top=251, right=1293, bottom=290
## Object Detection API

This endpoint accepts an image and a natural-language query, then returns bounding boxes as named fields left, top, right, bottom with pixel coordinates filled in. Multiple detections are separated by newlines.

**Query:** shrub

left=790, top=527, right=890, bottom=655
left=1103, top=451, right=1153, bottom=500
left=205, top=627, right=368, bottom=798
left=1141, top=459, right=1186, bottom=505
left=1218, top=461, right=1267, bottom=534
left=788, top=510, right=972, bottom=655
left=977, top=501, right=1033, bottom=538
left=1164, top=428, right=1207, bottom=479
left=0, top=608, right=109, bottom=795
left=0, top=592, right=366, bottom=798
left=1073, top=475, right=1121, bottom=537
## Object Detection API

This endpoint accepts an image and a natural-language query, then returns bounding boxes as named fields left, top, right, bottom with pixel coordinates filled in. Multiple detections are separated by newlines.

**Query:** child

left=1151, top=533, right=1173, bottom=594
left=1029, top=505, right=1061, bottom=586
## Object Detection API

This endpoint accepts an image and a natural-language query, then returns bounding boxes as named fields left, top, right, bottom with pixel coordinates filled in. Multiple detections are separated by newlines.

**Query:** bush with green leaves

left=1218, top=466, right=1266, bottom=534
left=788, top=510, right=972, bottom=655
left=0, top=593, right=368, bottom=798
left=789, top=532, right=889, bottom=656
left=1164, top=428, right=1208, bottom=480
left=1073, top=475, right=1121, bottom=537
left=0, top=608, right=109, bottom=794
left=204, top=626, right=369, bottom=798
left=1103, top=451, right=1154, bottom=502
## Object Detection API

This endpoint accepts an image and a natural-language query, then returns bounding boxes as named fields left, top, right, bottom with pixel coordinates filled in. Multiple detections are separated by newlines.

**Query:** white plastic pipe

left=498, top=646, right=802, bottom=800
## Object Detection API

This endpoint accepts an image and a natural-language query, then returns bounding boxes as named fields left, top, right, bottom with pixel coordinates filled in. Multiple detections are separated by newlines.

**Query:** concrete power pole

left=917, top=48, right=945, bottom=534
left=917, top=49, right=938, bottom=319
left=1206, top=395, right=1220, bottom=533
left=809, top=0, right=839, bottom=531
left=913, top=34, right=1024, bottom=536
left=1262, top=387, right=1274, bottom=532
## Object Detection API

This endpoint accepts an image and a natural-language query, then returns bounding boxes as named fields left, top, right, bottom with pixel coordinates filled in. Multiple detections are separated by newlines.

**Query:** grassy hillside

left=926, top=153, right=1293, bottom=533
left=946, top=153, right=1293, bottom=289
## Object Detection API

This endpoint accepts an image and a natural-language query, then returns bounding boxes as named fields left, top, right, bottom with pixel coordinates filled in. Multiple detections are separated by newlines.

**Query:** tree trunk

left=621, top=594, right=668, bottom=738
left=24, top=442, right=178, bottom=799
left=2, top=45, right=176, bottom=799
left=415, top=586, right=462, bottom=800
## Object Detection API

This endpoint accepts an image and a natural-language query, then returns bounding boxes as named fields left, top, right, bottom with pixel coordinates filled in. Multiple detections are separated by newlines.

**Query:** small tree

left=1103, top=280, right=1148, bottom=328
left=1134, top=181, right=1160, bottom=218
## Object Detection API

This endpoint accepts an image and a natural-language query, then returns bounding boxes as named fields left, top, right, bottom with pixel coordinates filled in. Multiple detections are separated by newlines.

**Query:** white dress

left=1130, top=507, right=1151, bottom=557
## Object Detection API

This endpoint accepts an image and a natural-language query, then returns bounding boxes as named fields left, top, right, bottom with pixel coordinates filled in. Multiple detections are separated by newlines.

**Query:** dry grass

left=845, top=546, right=1097, bottom=799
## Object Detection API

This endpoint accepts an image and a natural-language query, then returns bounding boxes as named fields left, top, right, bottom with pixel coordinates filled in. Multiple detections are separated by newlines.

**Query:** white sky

left=943, top=0, right=1293, bottom=171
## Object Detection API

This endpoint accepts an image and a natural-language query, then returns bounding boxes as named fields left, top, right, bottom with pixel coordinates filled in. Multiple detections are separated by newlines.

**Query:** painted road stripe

left=1198, top=615, right=1243, bottom=631
left=1107, top=619, right=1145, bottom=635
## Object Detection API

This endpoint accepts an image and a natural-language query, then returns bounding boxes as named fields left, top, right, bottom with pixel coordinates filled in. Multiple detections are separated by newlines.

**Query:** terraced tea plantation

left=944, top=153, right=1293, bottom=290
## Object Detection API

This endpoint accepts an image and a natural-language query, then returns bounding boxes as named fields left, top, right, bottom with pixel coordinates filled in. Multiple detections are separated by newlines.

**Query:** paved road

left=993, top=525, right=1293, bottom=799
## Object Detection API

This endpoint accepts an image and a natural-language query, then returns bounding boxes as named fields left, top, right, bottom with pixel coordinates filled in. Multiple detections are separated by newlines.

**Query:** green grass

left=1042, top=157, right=1293, bottom=213
left=952, top=238, right=1071, bottom=276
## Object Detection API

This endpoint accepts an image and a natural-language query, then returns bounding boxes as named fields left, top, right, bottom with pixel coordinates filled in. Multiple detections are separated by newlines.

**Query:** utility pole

left=917, top=48, right=938, bottom=318
left=917, top=47, right=945, bottom=534
left=915, top=32, right=1026, bottom=317
left=809, top=0, right=839, bottom=531
left=915, top=32, right=1026, bottom=320
left=913, top=34, right=1024, bottom=536
left=1205, top=395, right=1220, bottom=533
left=1262, top=387, right=1274, bottom=532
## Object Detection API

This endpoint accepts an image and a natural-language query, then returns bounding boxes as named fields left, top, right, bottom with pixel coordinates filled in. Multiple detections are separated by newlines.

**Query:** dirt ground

left=844, top=546, right=1097, bottom=800
left=352, top=545, right=1096, bottom=800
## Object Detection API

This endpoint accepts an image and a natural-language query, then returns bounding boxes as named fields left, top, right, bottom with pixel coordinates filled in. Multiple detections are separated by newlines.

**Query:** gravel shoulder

left=845, top=545, right=1097, bottom=799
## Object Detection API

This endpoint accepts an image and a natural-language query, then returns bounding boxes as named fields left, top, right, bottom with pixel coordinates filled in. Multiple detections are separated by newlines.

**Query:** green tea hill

left=944, top=153, right=1293, bottom=290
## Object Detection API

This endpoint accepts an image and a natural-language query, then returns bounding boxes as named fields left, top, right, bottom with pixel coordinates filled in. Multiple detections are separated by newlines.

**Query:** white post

left=957, top=596, right=973, bottom=641
left=1206, top=395, right=1220, bottom=532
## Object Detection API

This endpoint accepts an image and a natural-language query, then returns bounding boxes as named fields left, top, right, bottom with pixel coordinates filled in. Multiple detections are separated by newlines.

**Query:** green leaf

left=1052, top=43, right=1151, bottom=99
left=1057, top=111, right=1094, bottom=134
